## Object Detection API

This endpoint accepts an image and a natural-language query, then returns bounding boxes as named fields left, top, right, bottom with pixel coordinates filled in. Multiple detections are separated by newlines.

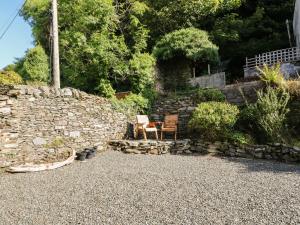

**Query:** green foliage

left=3, top=64, right=17, bottom=72
left=96, top=79, right=116, bottom=98
left=189, top=102, right=239, bottom=140
left=18, top=45, right=50, bottom=82
left=193, top=88, right=225, bottom=104
left=286, top=79, right=300, bottom=97
left=44, top=137, right=65, bottom=149
left=243, top=86, right=290, bottom=143
left=111, top=93, right=149, bottom=115
left=153, top=28, right=219, bottom=63
left=228, top=132, right=253, bottom=145
left=22, top=0, right=153, bottom=94
left=211, top=1, right=294, bottom=80
left=128, top=53, right=156, bottom=94
left=258, top=64, right=286, bottom=89
left=144, top=0, right=242, bottom=46
left=0, top=70, right=23, bottom=85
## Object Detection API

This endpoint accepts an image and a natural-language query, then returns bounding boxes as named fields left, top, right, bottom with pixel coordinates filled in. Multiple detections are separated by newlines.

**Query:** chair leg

left=155, top=131, right=158, bottom=140
left=175, top=132, right=177, bottom=141
left=161, top=131, right=163, bottom=141
left=143, top=129, right=147, bottom=140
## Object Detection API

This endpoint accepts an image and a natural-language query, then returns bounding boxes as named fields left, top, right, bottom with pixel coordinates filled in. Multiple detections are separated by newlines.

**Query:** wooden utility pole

left=52, top=0, right=60, bottom=89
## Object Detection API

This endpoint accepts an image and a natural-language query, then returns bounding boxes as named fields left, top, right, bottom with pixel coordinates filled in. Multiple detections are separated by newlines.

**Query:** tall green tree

left=210, top=0, right=295, bottom=79
left=143, top=0, right=242, bottom=47
left=22, top=0, right=155, bottom=96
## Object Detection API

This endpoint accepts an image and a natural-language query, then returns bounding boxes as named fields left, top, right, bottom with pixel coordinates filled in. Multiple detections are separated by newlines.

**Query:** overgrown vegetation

left=16, top=45, right=50, bottom=83
left=240, top=87, right=290, bottom=143
left=111, top=93, right=150, bottom=115
left=189, top=102, right=239, bottom=141
left=258, top=64, right=286, bottom=89
left=193, top=88, right=225, bottom=104
left=0, top=70, right=23, bottom=85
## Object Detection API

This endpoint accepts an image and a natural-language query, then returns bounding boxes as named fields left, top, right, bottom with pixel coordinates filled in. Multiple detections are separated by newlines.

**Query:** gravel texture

left=0, top=151, right=300, bottom=225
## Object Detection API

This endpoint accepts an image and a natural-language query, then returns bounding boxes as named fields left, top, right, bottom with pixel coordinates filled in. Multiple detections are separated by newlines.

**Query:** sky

left=0, top=0, right=34, bottom=69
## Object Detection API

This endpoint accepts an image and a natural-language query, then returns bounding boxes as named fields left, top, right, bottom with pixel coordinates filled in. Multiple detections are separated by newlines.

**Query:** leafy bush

left=0, top=70, right=23, bottom=85
left=111, top=94, right=149, bottom=115
left=189, top=102, right=239, bottom=140
left=128, top=53, right=156, bottom=94
left=227, top=132, right=253, bottom=145
left=258, top=64, right=286, bottom=89
left=193, top=88, right=225, bottom=104
left=153, top=28, right=219, bottom=63
left=19, top=45, right=50, bottom=82
left=123, top=94, right=149, bottom=113
left=246, top=86, right=290, bottom=143
left=96, top=79, right=116, bottom=98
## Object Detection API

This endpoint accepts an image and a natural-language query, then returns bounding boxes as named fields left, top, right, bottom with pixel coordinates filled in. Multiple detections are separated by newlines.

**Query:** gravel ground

left=0, top=151, right=300, bottom=225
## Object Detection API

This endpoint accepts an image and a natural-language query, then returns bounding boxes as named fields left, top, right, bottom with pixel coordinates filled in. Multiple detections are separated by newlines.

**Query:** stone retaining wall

left=151, top=81, right=264, bottom=136
left=109, top=140, right=300, bottom=163
left=0, top=85, right=132, bottom=167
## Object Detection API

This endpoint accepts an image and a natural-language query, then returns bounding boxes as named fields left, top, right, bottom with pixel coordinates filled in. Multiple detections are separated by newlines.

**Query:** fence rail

left=244, top=47, right=300, bottom=69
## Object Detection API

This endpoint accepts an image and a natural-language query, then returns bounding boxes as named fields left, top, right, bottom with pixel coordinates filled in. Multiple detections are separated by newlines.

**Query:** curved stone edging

left=6, top=149, right=76, bottom=173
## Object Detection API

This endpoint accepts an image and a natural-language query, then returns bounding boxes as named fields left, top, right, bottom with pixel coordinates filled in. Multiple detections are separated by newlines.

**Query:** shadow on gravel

left=221, top=157, right=300, bottom=174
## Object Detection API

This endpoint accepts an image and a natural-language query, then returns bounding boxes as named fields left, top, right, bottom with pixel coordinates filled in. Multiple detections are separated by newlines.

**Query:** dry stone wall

left=151, top=81, right=263, bottom=136
left=109, top=139, right=300, bottom=163
left=0, top=85, right=132, bottom=167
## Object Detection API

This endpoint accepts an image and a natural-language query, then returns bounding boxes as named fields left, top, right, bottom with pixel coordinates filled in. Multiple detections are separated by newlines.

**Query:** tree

left=210, top=0, right=295, bottom=80
left=153, top=28, right=219, bottom=63
left=153, top=28, right=219, bottom=90
left=143, top=0, right=242, bottom=47
left=22, top=0, right=155, bottom=96
left=17, top=45, right=50, bottom=83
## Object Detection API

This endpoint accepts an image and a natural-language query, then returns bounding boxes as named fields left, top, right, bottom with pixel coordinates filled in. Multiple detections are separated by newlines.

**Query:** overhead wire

left=0, top=0, right=29, bottom=40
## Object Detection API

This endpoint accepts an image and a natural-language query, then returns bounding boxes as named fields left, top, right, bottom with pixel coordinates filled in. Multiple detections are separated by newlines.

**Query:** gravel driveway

left=0, top=151, right=300, bottom=225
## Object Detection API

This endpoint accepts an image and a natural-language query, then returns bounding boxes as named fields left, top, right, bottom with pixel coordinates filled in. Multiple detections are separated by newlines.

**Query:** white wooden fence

left=244, top=47, right=300, bottom=78
left=245, top=47, right=300, bottom=68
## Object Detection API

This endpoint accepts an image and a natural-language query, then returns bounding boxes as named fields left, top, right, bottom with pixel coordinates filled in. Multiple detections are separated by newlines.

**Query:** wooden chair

left=161, top=114, right=178, bottom=141
left=136, top=115, right=158, bottom=140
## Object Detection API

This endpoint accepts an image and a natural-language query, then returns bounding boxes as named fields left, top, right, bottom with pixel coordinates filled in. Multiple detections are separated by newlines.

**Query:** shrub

left=96, top=79, right=116, bottom=98
left=123, top=94, right=149, bottom=113
left=0, top=70, right=23, bottom=85
left=248, top=86, right=290, bottom=142
left=286, top=79, right=300, bottom=97
left=189, top=102, right=239, bottom=140
left=111, top=94, right=149, bottom=115
left=128, top=53, right=156, bottom=94
left=193, top=88, right=225, bottom=104
left=227, top=132, right=254, bottom=145
left=20, top=45, right=50, bottom=82
left=153, top=28, right=219, bottom=63
left=258, top=64, right=286, bottom=89
left=236, top=105, right=257, bottom=132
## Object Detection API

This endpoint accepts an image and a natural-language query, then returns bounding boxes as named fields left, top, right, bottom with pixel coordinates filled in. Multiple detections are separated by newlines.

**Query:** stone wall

left=151, top=96, right=195, bottom=135
left=151, top=81, right=264, bottom=136
left=221, top=81, right=264, bottom=105
left=0, top=85, right=132, bottom=167
left=189, top=72, right=226, bottom=89
left=218, top=142, right=300, bottom=163
left=109, top=139, right=300, bottom=163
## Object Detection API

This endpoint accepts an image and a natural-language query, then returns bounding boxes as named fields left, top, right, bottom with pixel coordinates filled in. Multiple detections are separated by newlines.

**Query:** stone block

left=69, top=131, right=80, bottom=138
left=0, top=107, right=11, bottom=115
left=33, top=137, right=47, bottom=146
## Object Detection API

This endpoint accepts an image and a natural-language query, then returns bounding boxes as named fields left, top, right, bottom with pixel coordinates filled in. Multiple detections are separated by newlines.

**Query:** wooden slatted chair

left=161, top=114, right=178, bottom=141
left=136, top=115, right=158, bottom=140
